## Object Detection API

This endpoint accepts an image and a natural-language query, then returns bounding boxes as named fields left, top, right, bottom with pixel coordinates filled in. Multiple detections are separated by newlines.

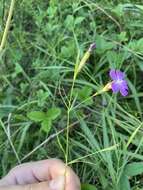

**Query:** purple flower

left=109, top=69, right=128, bottom=96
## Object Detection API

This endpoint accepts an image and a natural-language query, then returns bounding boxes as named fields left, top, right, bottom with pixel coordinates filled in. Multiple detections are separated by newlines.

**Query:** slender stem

left=65, top=50, right=79, bottom=166
left=65, top=109, right=70, bottom=165
left=73, top=91, right=101, bottom=110
left=68, top=144, right=118, bottom=165
left=65, top=45, right=96, bottom=165
left=64, top=78, right=76, bottom=190
left=69, top=80, right=76, bottom=108
left=65, top=78, right=76, bottom=166
left=64, top=45, right=95, bottom=188
left=0, top=0, right=15, bottom=53
left=72, top=82, right=112, bottom=110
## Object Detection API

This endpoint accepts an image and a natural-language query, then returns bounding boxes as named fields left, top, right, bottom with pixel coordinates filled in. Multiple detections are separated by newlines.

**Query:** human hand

left=0, top=159, right=80, bottom=190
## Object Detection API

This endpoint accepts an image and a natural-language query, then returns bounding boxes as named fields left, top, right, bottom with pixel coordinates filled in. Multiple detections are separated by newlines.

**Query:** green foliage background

left=0, top=0, right=143, bottom=189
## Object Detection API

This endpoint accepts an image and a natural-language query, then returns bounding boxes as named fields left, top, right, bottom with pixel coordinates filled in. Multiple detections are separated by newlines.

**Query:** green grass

left=0, top=0, right=143, bottom=189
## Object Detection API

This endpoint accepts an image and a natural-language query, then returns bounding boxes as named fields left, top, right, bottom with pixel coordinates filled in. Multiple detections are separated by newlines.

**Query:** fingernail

left=49, top=176, right=65, bottom=190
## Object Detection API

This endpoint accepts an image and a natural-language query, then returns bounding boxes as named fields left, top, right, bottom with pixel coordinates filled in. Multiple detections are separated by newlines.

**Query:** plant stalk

left=0, top=0, right=15, bottom=53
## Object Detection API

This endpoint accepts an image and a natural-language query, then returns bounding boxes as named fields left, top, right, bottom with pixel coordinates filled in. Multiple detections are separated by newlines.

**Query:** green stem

left=73, top=91, right=102, bottom=110
left=0, top=0, right=15, bottom=53
left=65, top=81, right=107, bottom=165
left=64, top=77, right=76, bottom=190
left=65, top=78, right=76, bottom=166
left=65, top=108, right=70, bottom=165
left=68, top=144, right=118, bottom=165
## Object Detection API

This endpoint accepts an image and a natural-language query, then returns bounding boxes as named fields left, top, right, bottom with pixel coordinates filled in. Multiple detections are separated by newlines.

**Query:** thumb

left=0, top=176, right=65, bottom=190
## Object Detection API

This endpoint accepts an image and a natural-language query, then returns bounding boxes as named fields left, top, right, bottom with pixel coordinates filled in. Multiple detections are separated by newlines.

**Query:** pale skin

left=0, top=159, right=80, bottom=190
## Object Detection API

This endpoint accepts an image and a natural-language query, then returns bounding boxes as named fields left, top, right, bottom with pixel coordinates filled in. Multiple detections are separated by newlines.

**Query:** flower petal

left=116, top=70, right=125, bottom=80
left=120, top=86, right=128, bottom=96
left=109, top=69, right=117, bottom=80
left=111, top=82, right=120, bottom=93
left=121, top=80, right=128, bottom=89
